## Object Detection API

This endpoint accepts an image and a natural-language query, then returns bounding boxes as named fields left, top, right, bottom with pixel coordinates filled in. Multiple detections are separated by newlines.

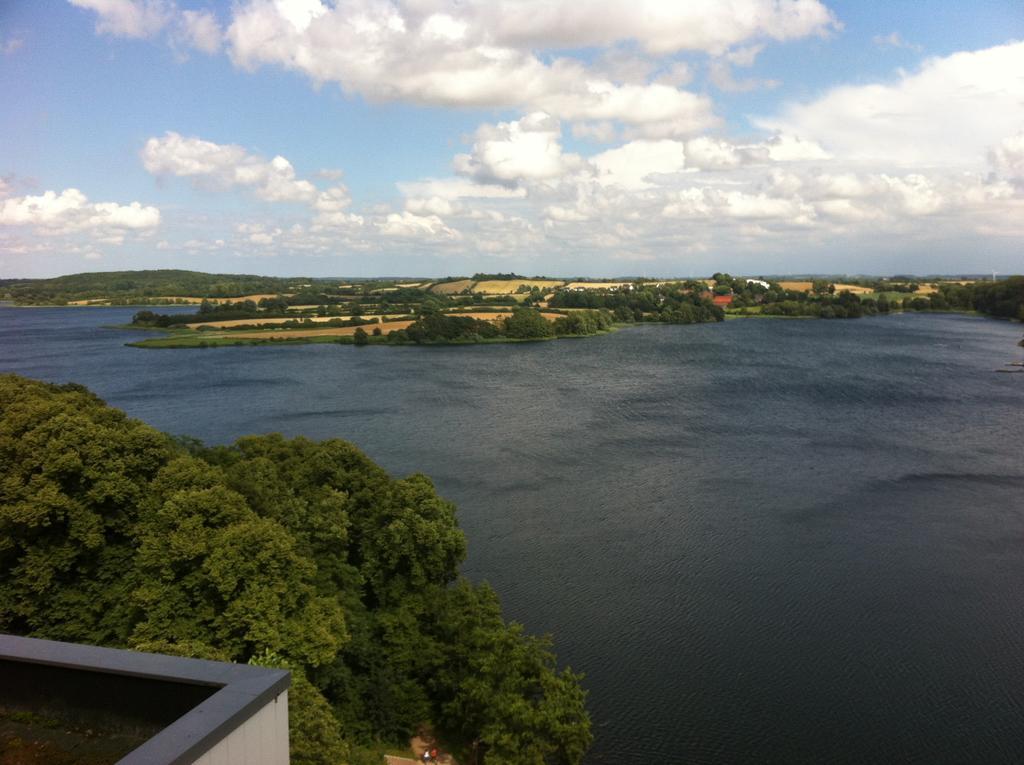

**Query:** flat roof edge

left=0, top=634, right=290, bottom=765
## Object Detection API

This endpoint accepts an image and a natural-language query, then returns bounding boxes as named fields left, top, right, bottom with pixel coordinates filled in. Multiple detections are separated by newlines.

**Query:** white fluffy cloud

left=403, top=0, right=838, bottom=55
left=451, top=117, right=831, bottom=194
left=69, top=0, right=172, bottom=38
left=70, top=0, right=222, bottom=54
left=75, top=0, right=835, bottom=56
left=176, top=9, right=222, bottom=53
left=414, top=93, right=1022, bottom=260
left=142, top=131, right=367, bottom=233
left=663, top=188, right=814, bottom=222
left=757, top=41, right=1024, bottom=166
left=71, top=0, right=839, bottom=138
left=0, top=188, right=160, bottom=233
left=219, top=0, right=806, bottom=136
left=379, top=211, right=460, bottom=239
left=142, top=131, right=321, bottom=203
left=872, top=32, right=921, bottom=52
left=59, top=5, right=1024, bottom=269
left=396, top=178, right=527, bottom=201
left=989, top=133, right=1024, bottom=184
left=591, top=140, right=686, bottom=190
left=454, top=113, right=581, bottom=186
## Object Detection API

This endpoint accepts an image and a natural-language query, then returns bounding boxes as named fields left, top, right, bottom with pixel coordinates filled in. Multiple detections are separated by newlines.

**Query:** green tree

left=428, top=582, right=592, bottom=765
left=0, top=376, right=173, bottom=644
left=503, top=307, right=554, bottom=339
left=0, top=375, right=593, bottom=765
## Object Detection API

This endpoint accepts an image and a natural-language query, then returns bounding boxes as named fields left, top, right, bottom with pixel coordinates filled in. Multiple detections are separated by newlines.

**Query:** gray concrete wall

left=191, top=690, right=289, bottom=765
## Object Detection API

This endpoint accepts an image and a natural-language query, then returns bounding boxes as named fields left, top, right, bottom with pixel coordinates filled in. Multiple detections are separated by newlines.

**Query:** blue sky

left=1, top=0, right=1022, bottom=278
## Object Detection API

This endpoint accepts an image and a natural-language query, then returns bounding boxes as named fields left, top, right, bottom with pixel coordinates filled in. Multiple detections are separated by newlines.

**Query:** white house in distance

left=745, top=279, right=771, bottom=289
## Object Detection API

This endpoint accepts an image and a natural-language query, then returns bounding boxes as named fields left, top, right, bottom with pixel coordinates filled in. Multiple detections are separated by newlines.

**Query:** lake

left=2, top=306, right=1023, bottom=763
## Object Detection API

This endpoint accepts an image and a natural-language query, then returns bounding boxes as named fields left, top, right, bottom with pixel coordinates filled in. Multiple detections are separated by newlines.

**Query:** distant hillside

left=0, top=270, right=331, bottom=305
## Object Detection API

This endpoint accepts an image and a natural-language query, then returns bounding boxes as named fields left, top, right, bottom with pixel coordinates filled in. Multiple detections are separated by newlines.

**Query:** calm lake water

left=2, top=306, right=1024, bottom=763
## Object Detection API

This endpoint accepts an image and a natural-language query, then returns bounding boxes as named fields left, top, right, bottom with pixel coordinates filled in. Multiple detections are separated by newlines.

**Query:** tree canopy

left=0, top=375, right=591, bottom=765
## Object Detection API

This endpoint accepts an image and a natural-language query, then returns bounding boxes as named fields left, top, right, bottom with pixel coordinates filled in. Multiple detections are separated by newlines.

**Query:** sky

left=0, top=0, right=1022, bottom=278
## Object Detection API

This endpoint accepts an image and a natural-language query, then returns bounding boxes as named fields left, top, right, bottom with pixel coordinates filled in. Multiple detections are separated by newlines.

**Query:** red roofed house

left=712, top=294, right=734, bottom=307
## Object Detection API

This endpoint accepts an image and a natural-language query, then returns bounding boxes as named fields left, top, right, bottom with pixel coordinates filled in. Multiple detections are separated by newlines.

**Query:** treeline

left=937, top=277, right=1024, bottom=319
left=756, top=291, right=959, bottom=318
left=471, top=272, right=527, bottom=280
left=3, top=269, right=320, bottom=305
left=386, top=307, right=614, bottom=344
left=756, top=278, right=1024, bottom=319
left=759, top=291, right=885, bottom=318
left=0, top=376, right=591, bottom=765
left=549, top=284, right=724, bottom=324
left=133, top=298, right=292, bottom=327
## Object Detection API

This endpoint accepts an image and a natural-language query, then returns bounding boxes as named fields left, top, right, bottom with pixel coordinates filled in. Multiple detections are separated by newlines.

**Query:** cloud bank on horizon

left=0, top=0, right=1022, bottom=276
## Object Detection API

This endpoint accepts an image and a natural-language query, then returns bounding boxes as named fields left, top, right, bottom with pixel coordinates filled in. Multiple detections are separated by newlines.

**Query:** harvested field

left=228, top=320, right=415, bottom=339
left=778, top=281, right=814, bottom=292
left=473, top=279, right=564, bottom=294
left=833, top=284, right=875, bottom=295
left=430, top=279, right=475, bottom=294
left=913, top=284, right=938, bottom=295
left=186, top=314, right=402, bottom=329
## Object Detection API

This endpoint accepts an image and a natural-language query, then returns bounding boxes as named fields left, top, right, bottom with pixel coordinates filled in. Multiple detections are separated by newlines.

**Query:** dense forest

left=389, top=307, right=615, bottom=343
left=549, top=284, right=724, bottom=324
left=0, top=375, right=591, bottom=765
left=937, top=277, right=1024, bottom=320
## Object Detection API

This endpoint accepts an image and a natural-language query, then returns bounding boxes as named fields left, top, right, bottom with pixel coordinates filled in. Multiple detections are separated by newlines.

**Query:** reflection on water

left=2, top=306, right=1024, bottom=763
